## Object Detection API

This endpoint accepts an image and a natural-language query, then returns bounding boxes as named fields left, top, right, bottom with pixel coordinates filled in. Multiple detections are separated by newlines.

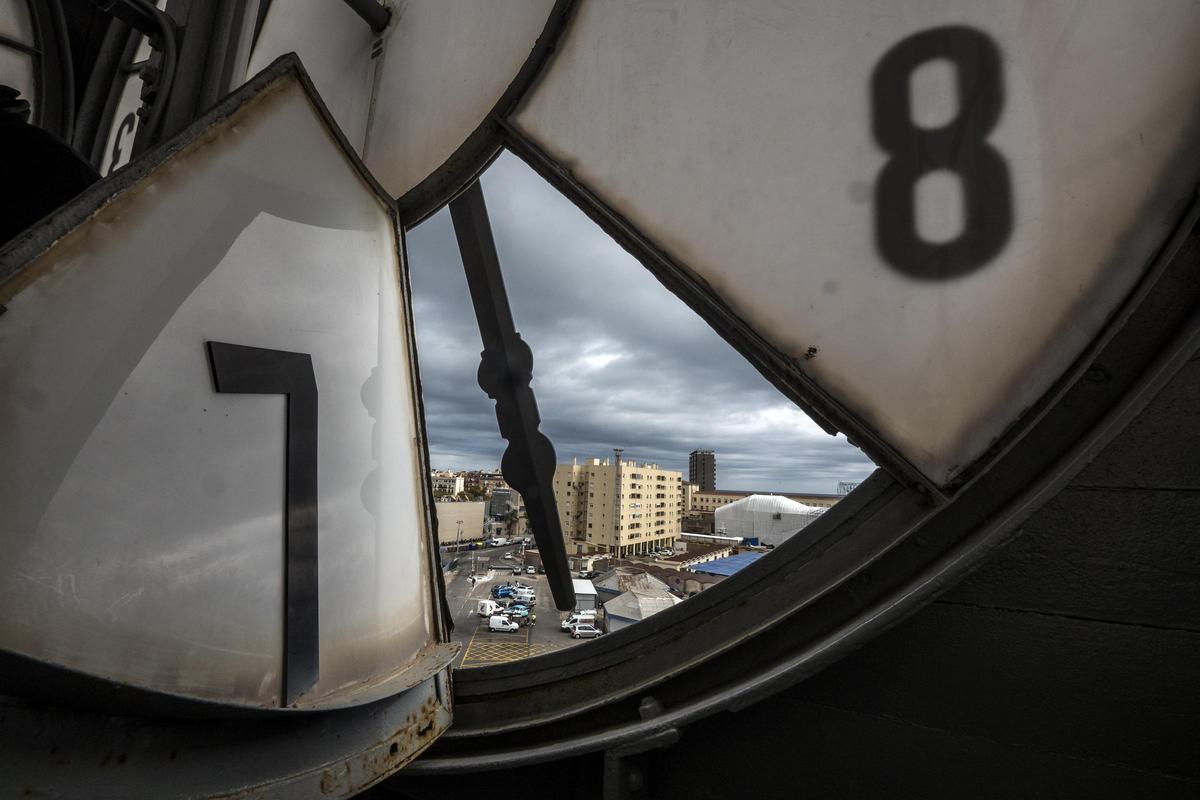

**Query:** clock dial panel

left=511, top=1, right=1200, bottom=484
left=247, top=0, right=556, bottom=198
left=0, top=69, right=448, bottom=709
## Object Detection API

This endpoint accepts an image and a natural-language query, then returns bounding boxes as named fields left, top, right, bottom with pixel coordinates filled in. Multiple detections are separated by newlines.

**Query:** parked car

left=570, top=624, right=602, bottom=639
left=492, top=586, right=514, bottom=599
left=525, top=566, right=535, bottom=574
left=488, top=615, right=519, bottom=633
left=511, top=566, right=523, bottom=575
left=561, top=612, right=596, bottom=631
left=578, top=570, right=596, bottom=579
left=503, top=552, right=513, bottom=559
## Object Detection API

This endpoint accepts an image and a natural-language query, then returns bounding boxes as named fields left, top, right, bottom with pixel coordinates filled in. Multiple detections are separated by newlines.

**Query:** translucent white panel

left=0, top=45, right=35, bottom=111
left=365, top=0, right=555, bottom=196
left=98, top=71, right=141, bottom=175
left=246, top=0, right=376, bottom=151
left=513, top=1, right=1200, bottom=484
left=0, top=75, right=441, bottom=708
left=0, top=0, right=33, bottom=43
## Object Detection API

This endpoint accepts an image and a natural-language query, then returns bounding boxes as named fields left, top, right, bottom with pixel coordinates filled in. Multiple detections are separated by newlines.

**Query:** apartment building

left=430, top=471, right=464, bottom=497
left=553, top=457, right=683, bottom=558
left=465, top=470, right=509, bottom=496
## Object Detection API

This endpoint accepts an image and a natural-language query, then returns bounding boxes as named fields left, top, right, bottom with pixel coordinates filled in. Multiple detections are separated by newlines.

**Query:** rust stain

left=209, top=677, right=449, bottom=799
left=319, top=763, right=349, bottom=794
left=352, top=692, right=446, bottom=794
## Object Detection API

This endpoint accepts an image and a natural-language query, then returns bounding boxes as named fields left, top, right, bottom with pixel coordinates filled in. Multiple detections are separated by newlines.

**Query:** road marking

left=460, top=621, right=532, bottom=668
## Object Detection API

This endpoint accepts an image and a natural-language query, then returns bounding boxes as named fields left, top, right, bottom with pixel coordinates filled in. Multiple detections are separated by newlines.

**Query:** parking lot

left=442, top=547, right=595, bottom=669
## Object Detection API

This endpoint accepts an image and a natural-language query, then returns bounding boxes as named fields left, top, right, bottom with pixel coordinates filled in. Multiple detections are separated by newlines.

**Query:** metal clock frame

left=390, top=0, right=1200, bottom=774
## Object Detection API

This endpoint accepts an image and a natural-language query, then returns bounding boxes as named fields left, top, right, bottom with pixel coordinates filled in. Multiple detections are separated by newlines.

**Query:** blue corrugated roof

left=688, top=551, right=764, bottom=576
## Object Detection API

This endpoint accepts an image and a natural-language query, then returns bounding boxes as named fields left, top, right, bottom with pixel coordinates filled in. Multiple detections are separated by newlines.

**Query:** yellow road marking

left=460, top=622, right=536, bottom=667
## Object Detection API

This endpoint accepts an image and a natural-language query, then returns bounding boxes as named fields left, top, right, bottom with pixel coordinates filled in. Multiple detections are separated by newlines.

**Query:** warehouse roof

left=689, top=551, right=766, bottom=577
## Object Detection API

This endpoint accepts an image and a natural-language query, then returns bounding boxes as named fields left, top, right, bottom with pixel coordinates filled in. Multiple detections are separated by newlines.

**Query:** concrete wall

left=433, top=501, right=486, bottom=546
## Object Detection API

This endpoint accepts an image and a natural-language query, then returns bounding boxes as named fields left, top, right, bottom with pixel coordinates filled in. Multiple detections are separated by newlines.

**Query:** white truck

left=560, top=611, right=596, bottom=631
left=487, top=536, right=509, bottom=547
left=476, top=599, right=502, bottom=617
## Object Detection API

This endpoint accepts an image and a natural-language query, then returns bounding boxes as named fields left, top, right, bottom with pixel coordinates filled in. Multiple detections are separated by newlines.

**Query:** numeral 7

left=206, top=341, right=318, bottom=707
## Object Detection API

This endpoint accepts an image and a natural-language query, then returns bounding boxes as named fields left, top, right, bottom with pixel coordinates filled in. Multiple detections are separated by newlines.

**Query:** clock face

left=252, top=1, right=1200, bottom=487
left=0, top=65, right=450, bottom=709
left=499, top=1, right=1200, bottom=485
left=247, top=0, right=558, bottom=199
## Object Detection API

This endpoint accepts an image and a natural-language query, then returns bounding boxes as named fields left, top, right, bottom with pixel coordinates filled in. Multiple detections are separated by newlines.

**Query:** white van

left=560, top=611, right=596, bottom=631
left=489, top=615, right=519, bottom=633
left=476, top=599, right=501, bottom=617
left=513, top=589, right=536, bottom=603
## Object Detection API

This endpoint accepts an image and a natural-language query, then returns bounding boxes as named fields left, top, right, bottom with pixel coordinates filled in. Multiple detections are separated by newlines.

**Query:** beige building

left=690, top=489, right=840, bottom=513
left=433, top=500, right=486, bottom=545
left=553, top=457, right=683, bottom=558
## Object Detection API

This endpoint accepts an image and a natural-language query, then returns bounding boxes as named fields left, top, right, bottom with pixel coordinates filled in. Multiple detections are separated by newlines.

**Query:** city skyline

left=407, top=152, right=876, bottom=494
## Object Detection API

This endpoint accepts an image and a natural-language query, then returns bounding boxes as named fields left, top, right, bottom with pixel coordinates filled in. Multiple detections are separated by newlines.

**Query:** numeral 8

left=872, top=26, right=1013, bottom=280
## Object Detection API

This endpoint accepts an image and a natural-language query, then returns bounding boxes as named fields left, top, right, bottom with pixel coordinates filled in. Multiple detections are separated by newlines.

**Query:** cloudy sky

left=406, top=152, right=875, bottom=494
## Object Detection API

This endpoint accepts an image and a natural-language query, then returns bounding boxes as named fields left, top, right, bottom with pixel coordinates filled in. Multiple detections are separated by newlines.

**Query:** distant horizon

left=429, top=463, right=857, bottom=497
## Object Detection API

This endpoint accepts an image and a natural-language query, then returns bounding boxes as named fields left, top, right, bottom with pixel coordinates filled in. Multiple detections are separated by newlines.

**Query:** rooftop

left=660, top=543, right=732, bottom=563
left=688, top=551, right=766, bottom=577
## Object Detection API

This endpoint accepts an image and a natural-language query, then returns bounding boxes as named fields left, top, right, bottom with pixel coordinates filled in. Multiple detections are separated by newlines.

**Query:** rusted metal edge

left=0, top=639, right=458, bottom=719
left=1, top=667, right=454, bottom=799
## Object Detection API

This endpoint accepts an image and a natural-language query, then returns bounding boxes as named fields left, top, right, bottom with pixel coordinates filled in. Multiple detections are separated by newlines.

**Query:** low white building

left=713, top=494, right=825, bottom=547
left=604, top=589, right=682, bottom=632
left=572, top=578, right=598, bottom=612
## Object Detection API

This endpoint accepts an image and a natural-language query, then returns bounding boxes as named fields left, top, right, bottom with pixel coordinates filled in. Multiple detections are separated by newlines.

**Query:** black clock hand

left=449, top=180, right=574, bottom=612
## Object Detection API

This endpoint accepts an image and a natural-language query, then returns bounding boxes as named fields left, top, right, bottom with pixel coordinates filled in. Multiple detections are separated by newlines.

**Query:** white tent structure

left=714, top=495, right=826, bottom=547
left=604, top=590, right=682, bottom=633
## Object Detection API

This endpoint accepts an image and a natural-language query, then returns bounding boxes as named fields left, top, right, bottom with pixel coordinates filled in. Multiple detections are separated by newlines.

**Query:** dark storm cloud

left=406, top=153, right=874, bottom=494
